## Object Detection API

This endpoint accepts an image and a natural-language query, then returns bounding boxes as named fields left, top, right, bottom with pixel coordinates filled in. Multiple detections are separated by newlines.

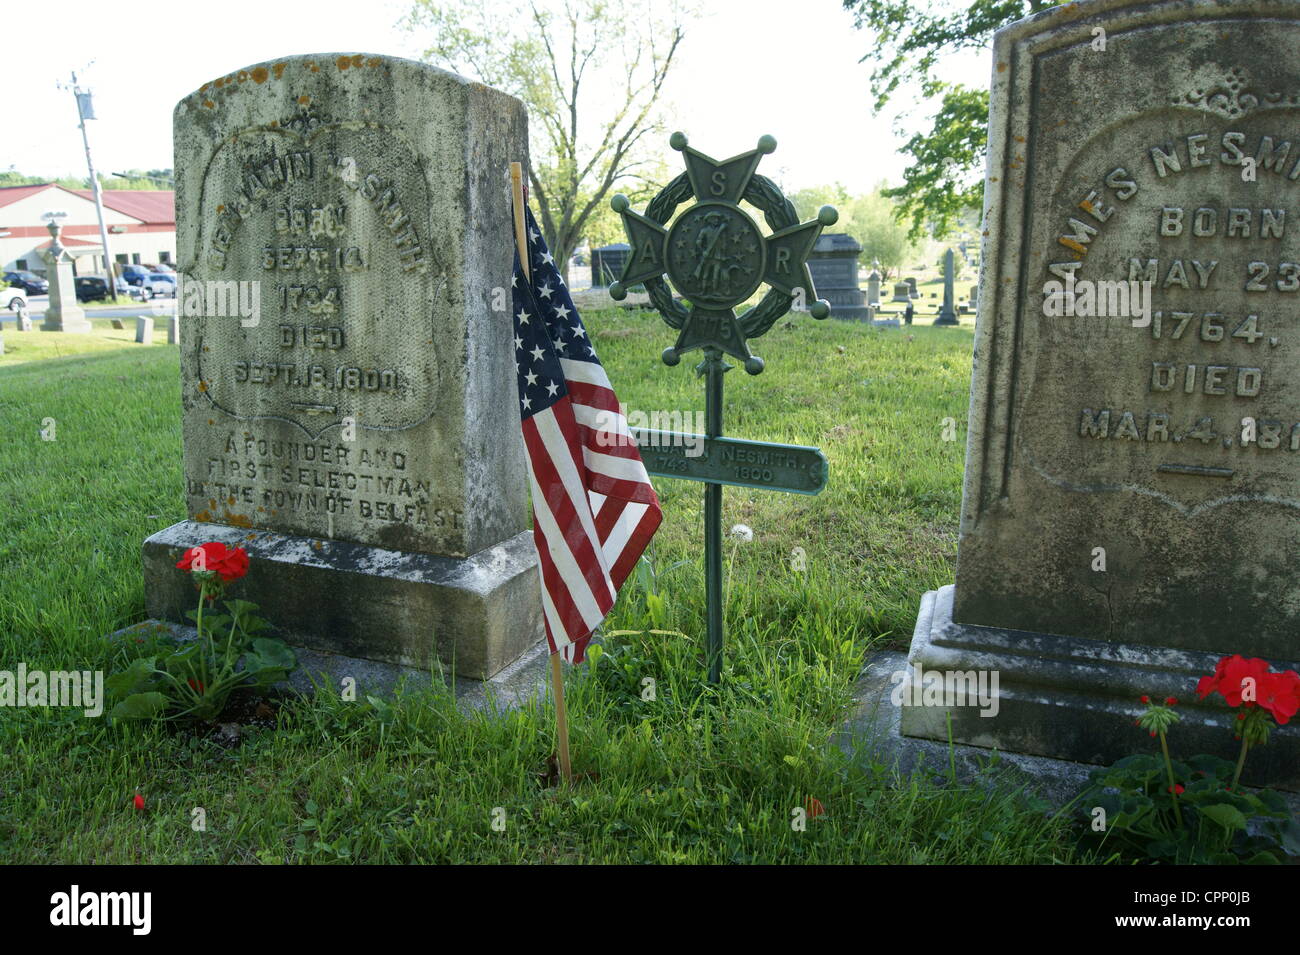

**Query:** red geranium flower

left=804, top=796, right=825, bottom=819
left=1167, top=784, right=1184, bottom=795
left=176, top=541, right=249, bottom=583
left=133, top=794, right=145, bottom=811
left=1198, top=654, right=1270, bottom=707
left=1258, top=669, right=1300, bottom=725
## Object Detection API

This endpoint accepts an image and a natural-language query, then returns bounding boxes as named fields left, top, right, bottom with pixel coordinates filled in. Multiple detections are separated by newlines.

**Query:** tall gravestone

left=807, top=233, right=870, bottom=320
left=934, top=248, right=959, bottom=325
left=903, top=0, right=1299, bottom=788
left=866, top=267, right=881, bottom=306
left=141, top=54, right=542, bottom=680
left=40, top=219, right=91, bottom=333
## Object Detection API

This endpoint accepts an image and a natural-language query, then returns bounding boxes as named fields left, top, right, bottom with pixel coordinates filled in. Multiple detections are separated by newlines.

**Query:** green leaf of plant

left=1197, top=802, right=1249, bottom=832
left=109, top=691, right=170, bottom=721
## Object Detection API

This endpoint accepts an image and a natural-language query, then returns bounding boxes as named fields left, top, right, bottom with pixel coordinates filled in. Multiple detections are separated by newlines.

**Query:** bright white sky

left=9, top=0, right=989, bottom=195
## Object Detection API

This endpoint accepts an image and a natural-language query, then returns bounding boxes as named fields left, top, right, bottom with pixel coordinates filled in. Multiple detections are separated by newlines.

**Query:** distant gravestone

left=934, top=248, right=959, bottom=325
left=902, top=0, right=1299, bottom=788
left=135, top=316, right=154, bottom=343
left=806, top=233, right=870, bottom=320
left=167, top=316, right=179, bottom=344
left=969, top=283, right=978, bottom=308
left=905, top=276, right=918, bottom=298
left=15, top=304, right=32, bottom=331
left=866, top=268, right=881, bottom=305
left=890, top=281, right=911, bottom=304
left=110, top=319, right=125, bottom=330
left=141, top=53, right=541, bottom=680
left=590, top=243, right=630, bottom=288
left=39, top=219, right=91, bottom=333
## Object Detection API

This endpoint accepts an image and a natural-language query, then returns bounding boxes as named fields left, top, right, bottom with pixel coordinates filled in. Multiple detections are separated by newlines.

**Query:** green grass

left=0, top=310, right=1085, bottom=863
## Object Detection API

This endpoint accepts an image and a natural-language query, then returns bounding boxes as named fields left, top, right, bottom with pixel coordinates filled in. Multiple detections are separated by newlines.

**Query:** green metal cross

left=609, top=132, right=836, bottom=684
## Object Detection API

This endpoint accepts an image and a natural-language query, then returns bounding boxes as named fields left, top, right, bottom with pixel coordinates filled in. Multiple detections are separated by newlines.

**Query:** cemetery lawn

left=0, top=311, right=1088, bottom=864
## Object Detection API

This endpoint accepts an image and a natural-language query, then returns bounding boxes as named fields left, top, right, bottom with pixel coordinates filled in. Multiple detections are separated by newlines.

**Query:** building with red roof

left=0, top=182, right=175, bottom=278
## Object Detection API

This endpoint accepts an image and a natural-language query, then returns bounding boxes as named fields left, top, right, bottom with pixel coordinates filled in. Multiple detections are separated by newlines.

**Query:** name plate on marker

left=631, top=429, right=828, bottom=495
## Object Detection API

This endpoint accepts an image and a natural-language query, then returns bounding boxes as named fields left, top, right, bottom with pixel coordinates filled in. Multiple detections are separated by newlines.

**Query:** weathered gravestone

left=934, top=248, right=959, bottom=325
left=590, top=243, right=630, bottom=288
left=807, top=233, right=871, bottom=320
left=39, top=218, right=91, bottom=334
left=903, top=0, right=1300, bottom=788
left=866, top=266, right=881, bottom=306
left=141, top=53, right=542, bottom=679
left=890, top=281, right=911, bottom=304
left=905, top=276, right=918, bottom=298
left=135, top=316, right=154, bottom=343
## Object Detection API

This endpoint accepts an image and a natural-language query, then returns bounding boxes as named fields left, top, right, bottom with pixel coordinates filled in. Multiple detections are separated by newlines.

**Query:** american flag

left=513, top=205, right=662, bottom=663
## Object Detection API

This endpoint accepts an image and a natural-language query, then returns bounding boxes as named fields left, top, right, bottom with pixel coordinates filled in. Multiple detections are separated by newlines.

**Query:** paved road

left=2, top=294, right=175, bottom=326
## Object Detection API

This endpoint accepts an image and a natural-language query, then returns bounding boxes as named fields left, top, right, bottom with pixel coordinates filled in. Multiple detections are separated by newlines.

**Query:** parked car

left=143, top=273, right=177, bottom=298
left=75, top=275, right=143, bottom=303
left=120, top=264, right=154, bottom=286
left=4, top=285, right=28, bottom=311
left=5, top=270, right=48, bottom=295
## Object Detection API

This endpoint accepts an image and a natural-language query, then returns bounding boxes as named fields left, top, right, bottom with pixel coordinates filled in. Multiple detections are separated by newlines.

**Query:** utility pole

left=71, top=71, right=117, bottom=302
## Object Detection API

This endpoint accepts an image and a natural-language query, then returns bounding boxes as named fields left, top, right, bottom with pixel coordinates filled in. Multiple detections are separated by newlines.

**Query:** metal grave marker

left=609, top=132, right=836, bottom=682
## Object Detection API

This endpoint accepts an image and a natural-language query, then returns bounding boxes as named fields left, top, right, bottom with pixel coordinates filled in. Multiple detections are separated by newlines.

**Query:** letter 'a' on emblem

left=608, top=132, right=837, bottom=375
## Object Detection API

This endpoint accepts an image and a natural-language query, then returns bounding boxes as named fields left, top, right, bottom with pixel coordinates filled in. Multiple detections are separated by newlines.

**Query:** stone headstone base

left=901, top=586, right=1300, bottom=792
left=41, top=312, right=92, bottom=333
left=839, top=648, right=1300, bottom=811
left=142, top=520, right=544, bottom=680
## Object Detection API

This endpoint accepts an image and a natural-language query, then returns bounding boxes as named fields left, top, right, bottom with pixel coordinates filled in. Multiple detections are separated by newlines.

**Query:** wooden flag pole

left=511, top=159, right=574, bottom=786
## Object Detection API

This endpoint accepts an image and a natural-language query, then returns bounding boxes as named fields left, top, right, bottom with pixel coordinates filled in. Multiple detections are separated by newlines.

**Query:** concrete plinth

left=142, top=520, right=543, bottom=680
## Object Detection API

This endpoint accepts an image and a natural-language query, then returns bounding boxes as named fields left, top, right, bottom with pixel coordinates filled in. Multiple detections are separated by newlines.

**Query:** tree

left=789, top=184, right=915, bottom=280
left=843, top=0, right=1061, bottom=236
left=402, top=0, right=689, bottom=281
left=843, top=189, right=916, bottom=280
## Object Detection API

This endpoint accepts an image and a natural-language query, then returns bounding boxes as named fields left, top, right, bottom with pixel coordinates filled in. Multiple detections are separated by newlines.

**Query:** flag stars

left=545, top=380, right=560, bottom=397
left=514, top=335, right=524, bottom=350
left=525, top=370, right=538, bottom=386
left=516, top=309, right=531, bottom=325
left=540, top=250, right=555, bottom=266
left=538, top=282, right=553, bottom=300
left=528, top=226, right=540, bottom=244
left=530, top=344, right=546, bottom=363
left=570, top=324, right=586, bottom=340
left=521, top=395, right=532, bottom=410
left=553, top=303, right=571, bottom=321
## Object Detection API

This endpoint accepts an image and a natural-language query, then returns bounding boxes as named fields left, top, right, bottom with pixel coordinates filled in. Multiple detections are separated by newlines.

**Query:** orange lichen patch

left=1078, top=198, right=1095, bottom=214
left=209, top=499, right=218, bottom=509
left=337, top=56, right=351, bottom=70
left=270, top=119, right=279, bottom=127
left=367, top=57, right=382, bottom=67
left=307, top=61, right=320, bottom=73
left=312, top=540, right=325, bottom=550
left=199, top=83, right=210, bottom=94
left=1014, top=135, right=1025, bottom=143
left=1058, top=237, right=1088, bottom=257
left=223, top=512, right=254, bottom=529
left=195, top=510, right=212, bottom=522
left=215, top=77, right=226, bottom=88
left=227, top=496, right=237, bottom=507
left=203, top=100, right=215, bottom=109
left=208, top=419, right=215, bottom=425
left=298, top=95, right=311, bottom=106
left=273, top=62, right=286, bottom=79
left=198, top=380, right=208, bottom=392
left=252, top=66, right=269, bottom=84
left=216, top=204, right=225, bottom=212
left=997, top=62, right=1008, bottom=72
left=238, top=70, right=250, bottom=83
